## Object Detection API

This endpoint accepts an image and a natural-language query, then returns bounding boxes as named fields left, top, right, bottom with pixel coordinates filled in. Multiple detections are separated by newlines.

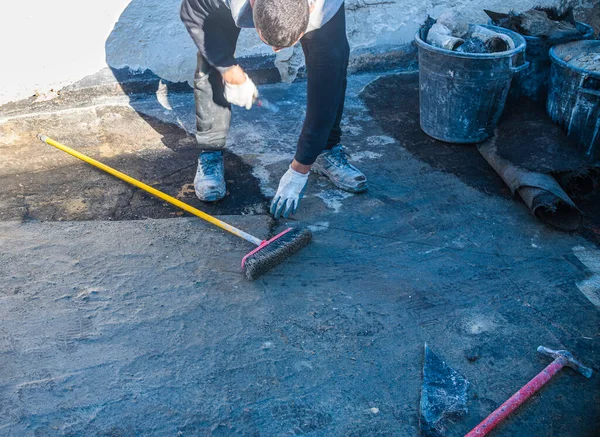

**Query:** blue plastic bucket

left=489, top=20, right=595, bottom=101
left=547, top=40, right=600, bottom=162
left=415, top=25, right=528, bottom=143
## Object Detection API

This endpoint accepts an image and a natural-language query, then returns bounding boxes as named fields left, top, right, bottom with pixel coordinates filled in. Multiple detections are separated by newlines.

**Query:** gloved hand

left=224, top=73, right=259, bottom=110
left=270, top=166, right=309, bottom=219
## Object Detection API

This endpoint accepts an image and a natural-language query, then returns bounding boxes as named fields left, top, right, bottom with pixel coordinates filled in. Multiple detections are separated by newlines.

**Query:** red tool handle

left=465, top=358, right=566, bottom=437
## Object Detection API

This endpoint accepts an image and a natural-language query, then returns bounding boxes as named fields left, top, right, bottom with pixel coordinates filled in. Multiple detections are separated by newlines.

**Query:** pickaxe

left=466, top=346, right=593, bottom=436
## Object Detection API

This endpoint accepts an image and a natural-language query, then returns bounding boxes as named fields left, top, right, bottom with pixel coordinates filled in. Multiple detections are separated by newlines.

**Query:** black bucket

left=547, top=40, right=600, bottom=162
left=415, top=25, right=528, bottom=144
left=489, top=20, right=594, bottom=101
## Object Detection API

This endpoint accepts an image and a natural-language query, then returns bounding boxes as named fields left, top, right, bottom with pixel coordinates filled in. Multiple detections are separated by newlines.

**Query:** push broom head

left=242, top=228, right=312, bottom=280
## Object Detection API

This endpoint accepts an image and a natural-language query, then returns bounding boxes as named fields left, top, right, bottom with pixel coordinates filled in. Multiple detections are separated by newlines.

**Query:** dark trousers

left=187, top=3, right=349, bottom=165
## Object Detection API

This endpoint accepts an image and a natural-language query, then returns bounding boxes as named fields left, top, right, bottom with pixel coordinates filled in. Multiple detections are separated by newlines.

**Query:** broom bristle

left=242, top=228, right=312, bottom=280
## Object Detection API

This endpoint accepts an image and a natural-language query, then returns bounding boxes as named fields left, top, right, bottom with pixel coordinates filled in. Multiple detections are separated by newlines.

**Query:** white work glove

left=224, top=73, right=259, bottom=110
left=270, top=166, right=309, bottom=219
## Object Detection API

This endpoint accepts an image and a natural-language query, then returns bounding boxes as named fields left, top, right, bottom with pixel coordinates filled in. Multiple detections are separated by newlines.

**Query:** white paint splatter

left=465, top=315, right=497, bottom=335
left=261, top=341, right=274, bottom=349
left=250, top=165, right=276, bottom=197
left=293, top=361, right=313, bottom=372
left=367, top=135, right=396, bottom=146
left=573, top=246, right=600, bottom=308
left=314, top=190, right=353, bottom=213
left=226, top=120, right=299, bottom=197
left=241, top=204, right=267, bottom=215
left=351, top=150, right=383, bottom=162
left=451, top=237, right=467, bottom=249
left=530, top=231, right=540, bottom=248
left=343, top=124, right=364, bottom=136
left=308, top=222, right=330, bottom=232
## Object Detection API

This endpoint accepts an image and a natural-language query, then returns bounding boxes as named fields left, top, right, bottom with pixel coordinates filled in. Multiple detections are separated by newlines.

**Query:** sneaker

left=194, top=151, right=226, bottom=202
left=312, top=145, right=368, bottom=193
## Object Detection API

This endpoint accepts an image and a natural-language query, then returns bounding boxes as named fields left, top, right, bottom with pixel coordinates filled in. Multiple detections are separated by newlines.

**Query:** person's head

left=252, top=0, right=310, bottom=51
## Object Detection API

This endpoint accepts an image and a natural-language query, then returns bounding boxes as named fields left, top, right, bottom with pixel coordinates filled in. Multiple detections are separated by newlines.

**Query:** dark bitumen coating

left=1, top=72, right=599, bottom=436
left=494, top=98, right=593, bottom=174
left=243, top=228, right=313, bottom=280
left=359, top=73, right=510, bottom=196
left=360, top=72, right=600, bottom=246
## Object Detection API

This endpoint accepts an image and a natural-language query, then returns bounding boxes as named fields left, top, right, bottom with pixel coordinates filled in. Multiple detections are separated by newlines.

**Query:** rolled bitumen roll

left=478, top=141, right=582, bottom=231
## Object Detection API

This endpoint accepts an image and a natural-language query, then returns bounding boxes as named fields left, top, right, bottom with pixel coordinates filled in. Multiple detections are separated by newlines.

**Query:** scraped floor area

left=1, top=72, right=598, bottom=436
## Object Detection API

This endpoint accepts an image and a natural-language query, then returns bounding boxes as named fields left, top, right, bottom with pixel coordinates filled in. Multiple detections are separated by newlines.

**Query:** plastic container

left=415, top=25, right=528, bottom=143
left=489, top=20, right=594, bottom=101
left=547, top=40, right=600, bottom=162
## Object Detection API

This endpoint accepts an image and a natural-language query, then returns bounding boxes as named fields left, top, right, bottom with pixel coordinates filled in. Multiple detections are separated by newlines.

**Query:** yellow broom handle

left=38, top=135, right=263, bottom=246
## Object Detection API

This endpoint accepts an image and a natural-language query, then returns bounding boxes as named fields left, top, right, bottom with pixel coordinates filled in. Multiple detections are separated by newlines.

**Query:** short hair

left=253, top=0, right=310, bottom=49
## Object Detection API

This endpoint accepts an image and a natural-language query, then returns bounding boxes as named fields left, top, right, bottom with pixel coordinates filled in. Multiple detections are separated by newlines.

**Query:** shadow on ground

left=0, top=106, right=267, bottom=222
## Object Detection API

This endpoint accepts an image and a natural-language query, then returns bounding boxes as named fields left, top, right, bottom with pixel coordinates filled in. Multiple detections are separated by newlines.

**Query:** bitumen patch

left=359, top=73, right=511, bottom=198
left=360, top=72, right=600, bottom=246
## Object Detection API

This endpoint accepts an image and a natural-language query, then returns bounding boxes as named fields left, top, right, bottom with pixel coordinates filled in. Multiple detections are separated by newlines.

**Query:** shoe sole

left=311, top=166, right=368, bottom=194
left=195, top=187, right=226, bottom=203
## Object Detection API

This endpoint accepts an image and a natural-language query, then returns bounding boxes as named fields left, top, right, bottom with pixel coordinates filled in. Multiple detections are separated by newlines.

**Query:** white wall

left=0, top=0, right=591, bottom=105
left=0, top=1, right=130, bottom=105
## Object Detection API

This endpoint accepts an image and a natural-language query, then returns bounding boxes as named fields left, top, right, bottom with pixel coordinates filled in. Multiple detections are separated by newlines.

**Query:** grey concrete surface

left=1, top=72, right=599, bottom=436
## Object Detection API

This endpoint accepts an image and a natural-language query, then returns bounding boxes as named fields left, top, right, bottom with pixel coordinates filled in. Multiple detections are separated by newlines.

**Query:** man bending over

left=180, top=0, right=367, bottom=218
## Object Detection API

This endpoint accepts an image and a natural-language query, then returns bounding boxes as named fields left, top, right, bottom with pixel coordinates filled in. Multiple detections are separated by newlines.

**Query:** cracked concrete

left=1, top=72, right=599, bottom=436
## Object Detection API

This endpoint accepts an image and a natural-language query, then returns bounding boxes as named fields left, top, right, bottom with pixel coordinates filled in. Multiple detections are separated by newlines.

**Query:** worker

left=180, top=0, right=367, bottom=218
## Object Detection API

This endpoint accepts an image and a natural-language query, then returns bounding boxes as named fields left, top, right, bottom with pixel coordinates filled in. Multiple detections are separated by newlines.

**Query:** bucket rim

left=415, top=24, right=526, bottom=59
left=488, top=20, right=594, bottom=42
left=549, top=40, right=600, bottom=78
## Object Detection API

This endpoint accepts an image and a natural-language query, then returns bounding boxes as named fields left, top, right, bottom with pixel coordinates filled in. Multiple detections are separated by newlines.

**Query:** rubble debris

left=548, top=41, right=600, bottom=162
left=471, top=25, right=515, bottom=51
left=425, top=12, right=515, bottom=54
left=456, top=38, right=488, bottom=54
left=426, top=22, right=466, bottom=51
left=565, top=52, right=600, bottom=72
left=420, top=344, right=469, bottom=437
left=436, top=10, right=470, bottom=38
left=485, top=7, right=583, bottom=40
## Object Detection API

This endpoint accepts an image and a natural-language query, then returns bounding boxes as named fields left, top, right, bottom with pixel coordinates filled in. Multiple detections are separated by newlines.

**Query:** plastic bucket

left=490, top=20, right=594, bottom=101
left=415, top=25, right=528, bottom=143
left=547, top=40, right=600, bottom=162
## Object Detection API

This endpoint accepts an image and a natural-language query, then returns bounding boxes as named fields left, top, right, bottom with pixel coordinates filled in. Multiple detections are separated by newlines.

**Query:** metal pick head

left=256, top=98, right=280, bottom=113
left=537, top=346, right=593, bottom=378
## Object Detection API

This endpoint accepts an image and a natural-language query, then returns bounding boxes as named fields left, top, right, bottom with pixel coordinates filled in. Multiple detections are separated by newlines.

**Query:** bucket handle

left=578, top=75, right=600, bottom=98
left=510, top=60, right=530, bottom=74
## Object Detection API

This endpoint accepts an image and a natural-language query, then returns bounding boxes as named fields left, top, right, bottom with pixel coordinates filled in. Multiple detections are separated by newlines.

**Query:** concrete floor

left=0, top=72, right=599, bottom=436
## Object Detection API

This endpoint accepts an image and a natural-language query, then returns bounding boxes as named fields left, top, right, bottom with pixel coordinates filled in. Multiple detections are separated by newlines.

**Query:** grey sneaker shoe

left=194, top=151, right=226, bottom=202
left=312, top=145, right=368, bottom=193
